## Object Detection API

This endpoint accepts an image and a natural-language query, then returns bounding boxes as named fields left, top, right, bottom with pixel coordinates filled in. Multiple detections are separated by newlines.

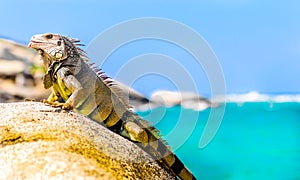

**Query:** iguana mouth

left=27, top=41, right=42, bottom=53
left=28, top=41, right=44, bottom=56
left=27, top=40, right=42, bottom=48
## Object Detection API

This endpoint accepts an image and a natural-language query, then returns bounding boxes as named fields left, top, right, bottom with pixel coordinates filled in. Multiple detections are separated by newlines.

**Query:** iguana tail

left=83, top=101, right=196, bottom=180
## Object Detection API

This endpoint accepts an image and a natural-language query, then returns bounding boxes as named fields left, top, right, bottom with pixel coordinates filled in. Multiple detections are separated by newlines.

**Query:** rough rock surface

left=0, top=102, right=175, bottom=180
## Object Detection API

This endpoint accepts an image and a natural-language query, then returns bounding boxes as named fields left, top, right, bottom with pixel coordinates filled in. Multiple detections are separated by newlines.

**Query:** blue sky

left=1, top=0, right=299, bottom=96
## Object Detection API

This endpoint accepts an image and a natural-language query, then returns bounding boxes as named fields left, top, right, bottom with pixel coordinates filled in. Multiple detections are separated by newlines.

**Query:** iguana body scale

left=28, top=33, right=196, bottom=180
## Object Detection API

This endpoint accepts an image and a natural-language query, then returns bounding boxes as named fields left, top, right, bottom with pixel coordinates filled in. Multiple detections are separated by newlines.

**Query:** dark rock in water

left=150, top=91, right=217, bottom=111
left=116, top=85, right=217, bottom=111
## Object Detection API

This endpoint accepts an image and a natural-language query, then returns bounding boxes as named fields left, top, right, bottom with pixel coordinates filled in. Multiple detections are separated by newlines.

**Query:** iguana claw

left=42, top=99, right=73, bottom=110
left=24, top=98, right=36, bottom=102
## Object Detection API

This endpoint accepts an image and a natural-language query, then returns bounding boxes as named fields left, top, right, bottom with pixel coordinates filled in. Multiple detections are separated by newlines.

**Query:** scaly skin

left=28, top=33, right=196, bottom=180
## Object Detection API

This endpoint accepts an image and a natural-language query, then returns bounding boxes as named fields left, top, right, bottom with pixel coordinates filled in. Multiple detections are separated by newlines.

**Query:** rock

left=150, top=91, right=182, bottom=107
left=0, top=38, right=49, bottom=102
left=115, top=81, right=150, bottom=107
left=150, top=90, right=217, bottom=111
left=0, top=38, right=40, bottom=77
left=0, top=102, right=175, bottom=180
left=0, top=60, right=25, bottom=76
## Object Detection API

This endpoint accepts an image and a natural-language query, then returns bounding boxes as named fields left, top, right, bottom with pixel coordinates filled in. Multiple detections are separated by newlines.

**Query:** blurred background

left=1, top=0, right=300, bottom=95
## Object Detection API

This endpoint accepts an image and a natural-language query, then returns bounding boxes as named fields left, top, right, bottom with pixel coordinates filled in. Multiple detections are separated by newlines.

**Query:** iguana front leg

left=43, top=67, right=84, bottom=110
left=56, top=67, right=85, bottom=110
left=43, top=99, right=71, bottom=110
left=42, top=86, right=69, bottom=109
left=46, top=89, right=59, bottom=102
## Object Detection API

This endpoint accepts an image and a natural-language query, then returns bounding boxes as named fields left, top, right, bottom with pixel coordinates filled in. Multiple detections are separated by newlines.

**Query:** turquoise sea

left=137, top=101, right=300, bottom=180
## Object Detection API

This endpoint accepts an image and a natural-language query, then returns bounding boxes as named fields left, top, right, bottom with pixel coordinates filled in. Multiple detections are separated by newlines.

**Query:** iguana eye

left=45, top=34, right=53, bottom=39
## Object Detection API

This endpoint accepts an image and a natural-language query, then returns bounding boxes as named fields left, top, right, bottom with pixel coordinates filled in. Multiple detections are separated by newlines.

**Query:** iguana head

left=28, top=33, right=86, bottom=69
left=28, top=33, right=87, bottom=89
left=28, top=33, right=67, bottom=63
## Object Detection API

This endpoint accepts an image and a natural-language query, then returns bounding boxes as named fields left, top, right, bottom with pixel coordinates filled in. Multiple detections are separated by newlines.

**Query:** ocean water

left=137, top=102, right=300, bottom=180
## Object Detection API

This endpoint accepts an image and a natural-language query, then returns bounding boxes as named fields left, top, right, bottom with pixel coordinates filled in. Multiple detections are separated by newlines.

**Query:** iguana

left=28, top=33, right=196, bottom=180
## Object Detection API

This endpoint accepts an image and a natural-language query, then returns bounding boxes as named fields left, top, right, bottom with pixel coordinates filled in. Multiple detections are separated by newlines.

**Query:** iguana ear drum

left=55, top=52, right=63, bottom=59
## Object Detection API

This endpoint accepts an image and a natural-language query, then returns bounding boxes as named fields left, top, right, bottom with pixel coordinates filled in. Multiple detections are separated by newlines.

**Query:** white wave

left=212, top=91, right=300, bottom=103
left=272, top=94, right=300, bottom=102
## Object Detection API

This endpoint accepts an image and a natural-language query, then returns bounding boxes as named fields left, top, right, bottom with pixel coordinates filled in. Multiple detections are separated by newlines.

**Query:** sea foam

left=212, top=91, right=300, bottom=103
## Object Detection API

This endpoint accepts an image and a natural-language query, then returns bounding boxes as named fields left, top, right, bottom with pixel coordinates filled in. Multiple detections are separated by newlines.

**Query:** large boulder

left=0, top=102, right=175, bottom=179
